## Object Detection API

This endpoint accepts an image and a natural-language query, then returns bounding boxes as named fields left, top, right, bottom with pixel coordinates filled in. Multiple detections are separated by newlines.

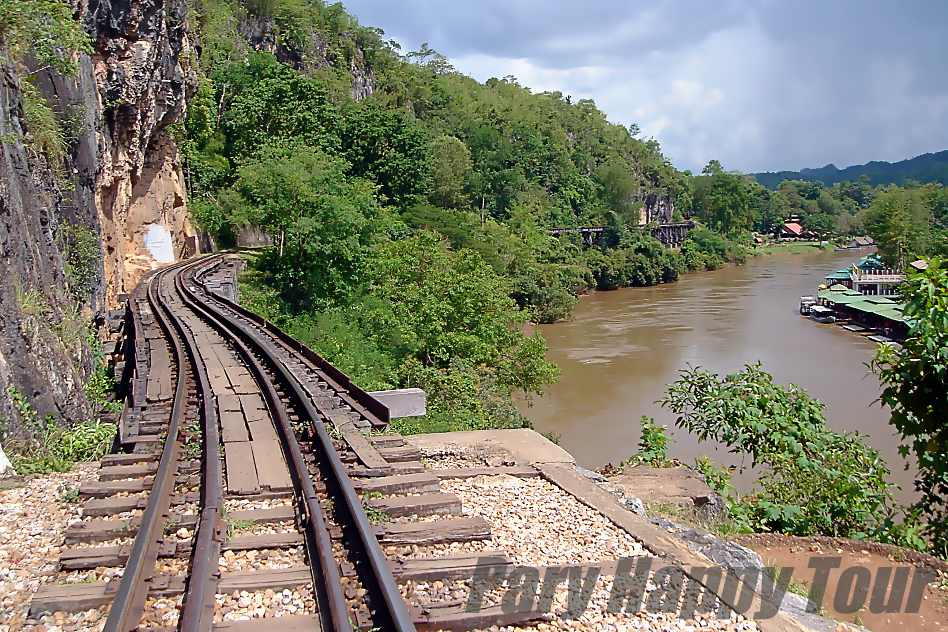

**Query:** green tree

left=341, top=100, right=431, bottom=208
left=217, top=53, right=342, bottom=161
left=427, top=135, right=472, bottom=209
left=230, top=145, right=382, bottom=309
left=661, top=363, right=892, bottom=537
left=873, top=259, right=948, bottom=550
left=863, top=186, right=933, bottom=268
left=360, top=231, right=558, bottom=395
left=694, top=172, right=753, bottom=234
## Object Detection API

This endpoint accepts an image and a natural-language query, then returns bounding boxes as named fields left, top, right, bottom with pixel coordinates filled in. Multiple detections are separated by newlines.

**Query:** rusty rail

left=177, top=258, right=355, bottom=631
left=104, top=264, right=191, bottom=631
left=185, top=255, right=415, bottom=631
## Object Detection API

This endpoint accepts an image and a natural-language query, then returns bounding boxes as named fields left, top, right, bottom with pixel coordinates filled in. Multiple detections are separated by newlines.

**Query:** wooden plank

left=246, top=419, right=280, bottom=444
left=228, top=372, right=258, bottom=395
left=60, top=545, right=127, bottom=570
left=228, top=505, right=296, bottom=525
left=80, top=478, right=152, bottom=497
left=225, top=532, right=302, bottom=551
left=214, top=616, right=319, bottom=631
left=218, top=394, right=242, bottom=412
left=349, top=461, right=426, bottom=477
left=414, top=603, right=543, bottom=631
left=65, top=518, right=136, bottom=544
left=218, top=566, right=311, bottom=592
left=377, top=445, right=422, bottom=462
left=100, top=453, right=158, bottom=466
left=250, top=440, right=292, bottom=492
left=367, top=492, right=461, bottom=518
left=369, top=436, right=407, bottom=448
left=209, top=374, right=233, bottom=394
left=98, top=462, right=157, bottom=481
left=30, top=582, right=116, bottom=613
left=391, top=552, right=511, bottom=582
left=82, top=496, right=146, bottom=516
left=30, top=567, right=310, bottom=616
left=220, top=410, right=250, bottom=443
left=240, top=393, right=267, bottom=414
left=242, top=405, right=269, bottom=424
left=225, top=442, right=259, bottom=495
left=355, top=473, right=440, bottom=496
left=340, top=429, right=389, bottom=469
left=433, top=465, right=539, bottom=480
left=378, top=517, right=491, bottom=545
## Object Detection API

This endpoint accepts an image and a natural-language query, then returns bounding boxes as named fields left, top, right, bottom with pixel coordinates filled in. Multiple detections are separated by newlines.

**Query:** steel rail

left=198, top=281, right=388, bottom=426
left=175, top=258, right=351, bottom=632
left=185, top=256, right=416, bottom=631
left=171, top=258, right=224, bottom=632
left=104, top=263, right=192, bottom=632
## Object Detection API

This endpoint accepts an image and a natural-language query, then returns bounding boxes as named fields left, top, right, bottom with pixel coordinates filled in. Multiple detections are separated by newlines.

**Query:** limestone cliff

left=0, top=0, right=196, bottom=434
left=87, top=0, right=199, bottom=304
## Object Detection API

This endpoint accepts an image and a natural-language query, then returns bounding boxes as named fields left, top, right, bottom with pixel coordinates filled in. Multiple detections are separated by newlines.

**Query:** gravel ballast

left=0, top=463, right=100, bottom=630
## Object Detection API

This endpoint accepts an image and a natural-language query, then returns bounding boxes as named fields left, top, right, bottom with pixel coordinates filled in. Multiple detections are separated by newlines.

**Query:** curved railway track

left=28, top=254, right=546, bottom=632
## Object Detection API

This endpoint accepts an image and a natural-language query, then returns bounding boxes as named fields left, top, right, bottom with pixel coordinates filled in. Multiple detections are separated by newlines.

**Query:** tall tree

left=863, top=186, right=933, bottom=268
left=428, top=135, right=472, bottom=209
left=873, top=259, right=948, bottom=549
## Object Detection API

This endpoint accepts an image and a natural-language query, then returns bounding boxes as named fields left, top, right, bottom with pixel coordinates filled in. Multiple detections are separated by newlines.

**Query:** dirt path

left=736, top=534, right=948, bottom=631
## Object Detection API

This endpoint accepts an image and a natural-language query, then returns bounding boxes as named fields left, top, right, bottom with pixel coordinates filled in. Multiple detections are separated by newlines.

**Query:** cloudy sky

left=342, top=0, right=948, bottom=174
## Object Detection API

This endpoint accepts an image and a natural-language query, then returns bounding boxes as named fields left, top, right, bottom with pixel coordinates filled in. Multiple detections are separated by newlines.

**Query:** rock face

left=235, top=13, right=375, bottom=101
left=0, top=0, right=196, bottom=434
left=86, top=0, right=199, bottom=304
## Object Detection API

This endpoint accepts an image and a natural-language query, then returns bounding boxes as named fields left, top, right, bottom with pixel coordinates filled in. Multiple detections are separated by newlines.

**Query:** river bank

left=519, top=248, right=917, bottom=503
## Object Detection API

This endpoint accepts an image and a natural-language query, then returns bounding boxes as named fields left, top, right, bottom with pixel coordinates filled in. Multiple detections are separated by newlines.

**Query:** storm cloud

left=341, top=0, right=948, bottom=173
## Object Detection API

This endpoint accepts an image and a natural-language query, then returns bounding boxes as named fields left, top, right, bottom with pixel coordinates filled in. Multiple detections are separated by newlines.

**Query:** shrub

left=661, top=362, right=893, bottom=537
left=873, top=258, right=948, bottom=550
left=60, top=224, right=100, bottom=300
left=623, top=416, right=672, bottom=467
left=11, top=418, right=116, bottom=475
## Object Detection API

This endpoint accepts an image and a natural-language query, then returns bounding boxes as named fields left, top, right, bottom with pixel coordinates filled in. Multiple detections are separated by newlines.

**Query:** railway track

left=28, top=254, right=541, bottom=631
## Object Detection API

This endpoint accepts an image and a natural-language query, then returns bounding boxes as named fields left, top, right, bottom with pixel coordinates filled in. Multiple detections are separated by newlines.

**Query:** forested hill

left=752, top=150, right=948, bottom=189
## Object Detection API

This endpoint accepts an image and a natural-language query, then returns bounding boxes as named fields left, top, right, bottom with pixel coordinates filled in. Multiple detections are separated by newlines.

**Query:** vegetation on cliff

left=181, top=0, right=745, bottom=430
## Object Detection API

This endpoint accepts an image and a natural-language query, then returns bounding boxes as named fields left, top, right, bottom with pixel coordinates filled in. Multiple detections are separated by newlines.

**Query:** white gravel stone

left=213, top=586, right=316, bottom=622
left=441, top=474, right=650, bottom=566
left=0, top=463, right=98, bottom=629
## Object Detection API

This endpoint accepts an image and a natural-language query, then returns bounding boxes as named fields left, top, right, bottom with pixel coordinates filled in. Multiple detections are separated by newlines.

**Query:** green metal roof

left=825, top=270, right=852, bottom=280
left=819, top=290, right=870, bottom=305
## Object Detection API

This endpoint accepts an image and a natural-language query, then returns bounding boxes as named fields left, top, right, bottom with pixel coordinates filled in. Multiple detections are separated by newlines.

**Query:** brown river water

left=519, top=248, right=918, bottom=502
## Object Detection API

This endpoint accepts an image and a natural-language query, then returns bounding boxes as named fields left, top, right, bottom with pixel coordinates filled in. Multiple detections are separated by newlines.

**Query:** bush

left=393, top=359, right=530, bottom=434
left=873, top=258, right=948, bottom=550
left=60, top=224, right=100, bottom=300
left=11, top=418, right=116, bottom=475
left=661, top=362, right=893, bottom=537
left=623, top=416, right=672, bottom=467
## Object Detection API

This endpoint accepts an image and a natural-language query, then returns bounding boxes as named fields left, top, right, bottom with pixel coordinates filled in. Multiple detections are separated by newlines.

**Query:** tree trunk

left=0, top=442, right=13, bottom=475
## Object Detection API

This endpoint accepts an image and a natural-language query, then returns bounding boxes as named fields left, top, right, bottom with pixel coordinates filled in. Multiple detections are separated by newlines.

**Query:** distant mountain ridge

left=752, top=150, right=948, bottom=189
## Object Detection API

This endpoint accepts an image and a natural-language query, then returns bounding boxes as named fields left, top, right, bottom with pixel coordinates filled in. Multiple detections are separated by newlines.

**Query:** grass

left=10, top=418, right=116, bottom=475
left=365, top=506, right=389, bottom=525
left=754, top=240, right=827, bottom=256
left=14, top=284, right=47, bottom=316
left=59, top=485, right=80, bottom=504
left=226, top=518, right=255, bottom=538
left=5, top=386, right=116, bottom=476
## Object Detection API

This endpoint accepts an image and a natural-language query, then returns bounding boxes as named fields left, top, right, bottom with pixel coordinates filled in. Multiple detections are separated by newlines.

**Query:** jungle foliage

left=873, top=260, right=948, bottom=553
left=661, top=363, right=894, bottom=539
left=182, top=0, right=747, bottom=432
